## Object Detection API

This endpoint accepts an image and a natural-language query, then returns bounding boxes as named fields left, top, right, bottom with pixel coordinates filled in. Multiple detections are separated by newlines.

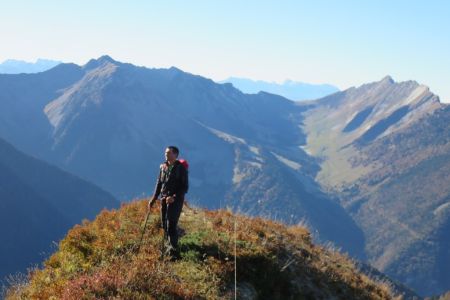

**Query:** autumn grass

left=6, top=198, right=396, bottom=299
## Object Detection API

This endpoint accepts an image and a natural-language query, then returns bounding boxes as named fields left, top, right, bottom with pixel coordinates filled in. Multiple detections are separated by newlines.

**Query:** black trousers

left=161, top=195, right=184, bottom=251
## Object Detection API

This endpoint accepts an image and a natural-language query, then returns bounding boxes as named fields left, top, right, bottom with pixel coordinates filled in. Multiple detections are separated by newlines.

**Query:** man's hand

left=166, top=195, right=175, bottom=204
left=148, top=197, right=157, bottom=209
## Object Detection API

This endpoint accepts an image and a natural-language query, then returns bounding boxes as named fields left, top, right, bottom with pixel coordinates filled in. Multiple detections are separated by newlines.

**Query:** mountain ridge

left=5, top=199, right=416, bottom=299
left=298, top=76, right=449, bottom=295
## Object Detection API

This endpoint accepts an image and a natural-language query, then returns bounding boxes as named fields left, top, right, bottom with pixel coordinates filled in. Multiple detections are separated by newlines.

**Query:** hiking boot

left=168, top=252, right=180, bottom=261
left=167, top=247, right=180, bottom=261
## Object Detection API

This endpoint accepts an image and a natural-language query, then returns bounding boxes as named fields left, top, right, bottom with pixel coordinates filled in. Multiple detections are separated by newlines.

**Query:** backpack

left=178, top=159, right=189, bottom=170
left=176, top=158, right=189, bottom=194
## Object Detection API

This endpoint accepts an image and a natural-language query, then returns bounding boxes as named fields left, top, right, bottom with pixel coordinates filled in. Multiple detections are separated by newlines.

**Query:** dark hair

left=167, top=145, right=179, bottom=157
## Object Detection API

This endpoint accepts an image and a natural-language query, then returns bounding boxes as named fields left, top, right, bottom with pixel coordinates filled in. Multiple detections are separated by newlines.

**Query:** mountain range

left=0, top=55, right=364, bottom=260
left=0, top=55, right=449, bottom=296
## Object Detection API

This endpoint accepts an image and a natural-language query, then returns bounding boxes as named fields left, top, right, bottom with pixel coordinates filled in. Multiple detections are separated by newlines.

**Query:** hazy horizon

left=1, top=1, right=449, bottom=102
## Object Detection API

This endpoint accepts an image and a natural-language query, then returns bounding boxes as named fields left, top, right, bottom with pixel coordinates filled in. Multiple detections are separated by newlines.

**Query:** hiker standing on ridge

left=148, top=146, right=189, bottom=260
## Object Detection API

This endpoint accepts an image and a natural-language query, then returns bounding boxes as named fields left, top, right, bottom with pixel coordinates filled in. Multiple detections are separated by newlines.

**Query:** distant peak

left=169, top=66, right=182, bottom=72
left=380, top=75, right=395, bottom=84
left=83, top=55, right=118, bottom=70
left=97, top=55, right=116, bottom=63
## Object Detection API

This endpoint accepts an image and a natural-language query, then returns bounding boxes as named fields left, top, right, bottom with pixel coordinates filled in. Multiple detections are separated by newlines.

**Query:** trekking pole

left=136, top=210, right=151, bottom=254
left=159, top=196, right=169, bottom=260
left=159, top=230, right=168, bottom=260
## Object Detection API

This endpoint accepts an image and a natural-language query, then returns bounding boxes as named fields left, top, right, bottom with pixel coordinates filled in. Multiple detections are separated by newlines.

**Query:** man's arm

left=149, top=166, right=162, bottom=207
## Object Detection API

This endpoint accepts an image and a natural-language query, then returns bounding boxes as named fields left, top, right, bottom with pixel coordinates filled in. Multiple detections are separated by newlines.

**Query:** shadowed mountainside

left=0, top=137, right=118, bottom=283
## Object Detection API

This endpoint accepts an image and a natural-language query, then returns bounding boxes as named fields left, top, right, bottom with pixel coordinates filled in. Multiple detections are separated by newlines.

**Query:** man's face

left=165, top=148, right=176, bottom=161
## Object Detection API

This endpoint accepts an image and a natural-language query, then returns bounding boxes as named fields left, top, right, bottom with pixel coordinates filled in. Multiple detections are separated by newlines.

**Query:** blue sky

left=1, top=0, right=449, bottom=101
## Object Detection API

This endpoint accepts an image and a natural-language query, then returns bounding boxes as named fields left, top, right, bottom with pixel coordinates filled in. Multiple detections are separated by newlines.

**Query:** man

left=148, top=146, right=188, bottom=260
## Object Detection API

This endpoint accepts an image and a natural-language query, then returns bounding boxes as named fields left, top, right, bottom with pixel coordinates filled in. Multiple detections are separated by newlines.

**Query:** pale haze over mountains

left=219, top=77, right=339, bottom=101
left=0, top=59, right=62, bottom=74
left=1, top=56, right=449, bottom=297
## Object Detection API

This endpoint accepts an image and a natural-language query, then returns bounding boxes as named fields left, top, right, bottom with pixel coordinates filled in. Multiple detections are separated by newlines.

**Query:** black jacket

left=153, top=160, right=189, bottom=200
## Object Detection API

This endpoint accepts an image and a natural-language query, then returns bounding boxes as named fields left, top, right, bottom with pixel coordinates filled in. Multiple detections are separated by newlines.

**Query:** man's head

left=165, top=146, right=179, bottom=162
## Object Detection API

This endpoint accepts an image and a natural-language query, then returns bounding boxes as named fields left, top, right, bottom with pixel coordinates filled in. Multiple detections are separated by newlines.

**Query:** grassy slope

left=6, top=199, right=396, bottom=299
